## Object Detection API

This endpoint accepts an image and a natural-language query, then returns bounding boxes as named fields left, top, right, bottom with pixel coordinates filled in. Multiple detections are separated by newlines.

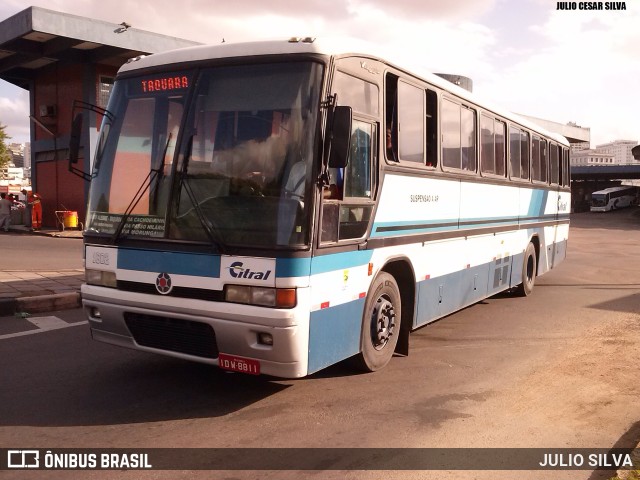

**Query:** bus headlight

left=225, top=285, right=296, bottom=308
left=85, top=269, right=117, bottom=288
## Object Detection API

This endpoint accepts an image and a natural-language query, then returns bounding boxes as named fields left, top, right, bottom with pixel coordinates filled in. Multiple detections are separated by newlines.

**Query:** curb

left=7, top=227, right=83, bottom=239
left=0, top=292, right=82, bottom=316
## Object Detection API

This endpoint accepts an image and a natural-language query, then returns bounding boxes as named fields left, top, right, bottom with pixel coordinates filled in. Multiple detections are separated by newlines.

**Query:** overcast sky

left=0, top=0, right=638, bottom=147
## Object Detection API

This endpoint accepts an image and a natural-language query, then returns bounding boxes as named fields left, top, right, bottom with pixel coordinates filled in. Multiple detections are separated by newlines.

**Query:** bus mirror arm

left=68, top=113, right=83, bottom=165
left=68, top=100, right=114, bottom=182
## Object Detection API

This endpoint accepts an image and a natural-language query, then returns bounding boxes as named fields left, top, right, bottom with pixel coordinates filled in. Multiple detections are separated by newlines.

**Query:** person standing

left=0, top=192, right=12, bottom=232
left=30, top=191, right=43, bottom=230
left=20, top=189, right=31, bottom=228
left=21, top=189, right=43, bottom=230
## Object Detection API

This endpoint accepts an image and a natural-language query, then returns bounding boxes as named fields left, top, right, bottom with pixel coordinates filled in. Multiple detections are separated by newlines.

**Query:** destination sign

left=140, top=75, right=190, bottom=93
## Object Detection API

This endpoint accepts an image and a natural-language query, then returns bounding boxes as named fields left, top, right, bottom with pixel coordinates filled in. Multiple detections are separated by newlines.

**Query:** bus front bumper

left=81, top=284, right=310, bottom=379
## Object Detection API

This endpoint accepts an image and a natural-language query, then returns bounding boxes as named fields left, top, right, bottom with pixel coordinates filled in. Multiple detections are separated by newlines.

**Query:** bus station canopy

left=0, top=6, right=200, bottom=89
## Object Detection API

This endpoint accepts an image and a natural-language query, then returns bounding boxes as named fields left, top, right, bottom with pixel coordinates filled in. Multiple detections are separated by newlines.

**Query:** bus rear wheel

left=516, top=242, right=537, bottom=297
left=351, top=272, right=401, bottom=372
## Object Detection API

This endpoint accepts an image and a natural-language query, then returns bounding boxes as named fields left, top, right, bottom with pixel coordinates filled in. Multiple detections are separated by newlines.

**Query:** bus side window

left=550, top=143, right=559, bottom=185
left=520, top=130, right=530, bottom=180
left=495, top=119, right=506, bottom=176
left=509, top=125, right=530, bottom=180
left=442, top=99, right=476, bottom=172
left=531, top=136, right=548, bottom=183
left=425, top=89, right=438, bottom=167
left=532, top=136, right=540, bottom=181
left=563, top=148, right=570, bottom=187
left=540, top=139, right=548, bottom=183
left=385, top=73, right=399, bottom=162
left=509, top=125, right=521, bottom=179
left=442, top=98, right=461, bottom=170
left=397, top=81, right=424, bottom=163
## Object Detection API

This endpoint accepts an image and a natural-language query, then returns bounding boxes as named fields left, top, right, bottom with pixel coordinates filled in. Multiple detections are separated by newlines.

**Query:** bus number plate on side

left=218, top=354, right=260, bottom=375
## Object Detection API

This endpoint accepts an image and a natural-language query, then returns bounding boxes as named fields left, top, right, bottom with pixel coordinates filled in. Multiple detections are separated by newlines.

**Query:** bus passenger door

left=553, top=148, right=571, bottom=266
left=548, top=144, right=561, bottom=268
left=308, top=119, right=377, bottom=374
left=319, top=119, right=377, bottom=244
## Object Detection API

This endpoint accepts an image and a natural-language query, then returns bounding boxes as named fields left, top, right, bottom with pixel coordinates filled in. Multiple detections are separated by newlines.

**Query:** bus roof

left=119, top=38, right=569, bottom=147
left=592, top=186, right=637, bottom=195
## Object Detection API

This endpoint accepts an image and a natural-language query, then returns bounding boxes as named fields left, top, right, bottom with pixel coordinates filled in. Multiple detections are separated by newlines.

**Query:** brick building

left=0, top=6, right=199, bottom=227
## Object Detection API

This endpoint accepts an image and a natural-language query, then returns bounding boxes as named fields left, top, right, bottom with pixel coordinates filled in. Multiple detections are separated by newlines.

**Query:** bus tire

left=351, top=272, right=401, bottom=372
left=516, top=242, right=537, bottom=297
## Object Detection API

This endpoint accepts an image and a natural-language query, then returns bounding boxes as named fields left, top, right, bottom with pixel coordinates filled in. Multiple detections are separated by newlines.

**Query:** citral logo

left=228, top=261, right=272, bottom=281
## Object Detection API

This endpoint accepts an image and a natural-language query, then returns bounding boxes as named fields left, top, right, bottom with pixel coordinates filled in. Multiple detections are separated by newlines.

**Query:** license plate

left=218, top=353, right=260, bottom=375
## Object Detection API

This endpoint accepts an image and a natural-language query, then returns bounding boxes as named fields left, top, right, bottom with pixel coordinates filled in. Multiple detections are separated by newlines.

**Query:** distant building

left=570, top=149, right=615, bottom=166
left=570, top=141, right=591, bottom=153
left=595, top=140, right=638, bottom=164
left=0, top=7, right=200, bottom=227
left=23, top=143, right=31, bottom=172
left=8, top=142, right=24, bottom=168
left=572, top=140, right=640, bottom=166
left=0, top=165, right=27, bottom=194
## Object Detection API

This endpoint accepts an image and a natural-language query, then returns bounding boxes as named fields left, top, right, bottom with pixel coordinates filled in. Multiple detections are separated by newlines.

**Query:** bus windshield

left=591, top=194, right=608, bottom=207
left=86, top=62, right=323, bottom=249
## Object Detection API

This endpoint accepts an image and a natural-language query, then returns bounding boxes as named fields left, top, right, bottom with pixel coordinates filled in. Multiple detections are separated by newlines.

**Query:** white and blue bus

left=75, top=38, right=571, bottom=378
left=590, top=186, right=637, bottom=212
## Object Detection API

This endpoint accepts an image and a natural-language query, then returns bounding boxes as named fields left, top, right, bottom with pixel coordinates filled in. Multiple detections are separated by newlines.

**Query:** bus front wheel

left=351, top=272, right=401, bottom=372
left=516, top=242, right=537, bottom=297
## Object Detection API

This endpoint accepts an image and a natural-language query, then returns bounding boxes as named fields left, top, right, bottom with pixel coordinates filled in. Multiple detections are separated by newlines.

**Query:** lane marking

left=0, top=317, right=88, bottom=340
left=27, top=316, right=69, bottom=329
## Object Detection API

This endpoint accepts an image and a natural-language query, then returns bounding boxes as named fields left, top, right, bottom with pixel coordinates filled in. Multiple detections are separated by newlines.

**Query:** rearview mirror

left=328, top=106, right=352, bottom=169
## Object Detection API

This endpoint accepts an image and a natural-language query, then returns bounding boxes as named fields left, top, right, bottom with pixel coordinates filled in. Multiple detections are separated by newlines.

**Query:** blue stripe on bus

left=277, top=252, right=373, bottom=278
left=305, top=237, right=568, bottom=373
left=117, top=249, right=221, bottom=277
left=372, top=210, right=565, bottom=237
left=527, top=190, right=549, bottom=218
left=276, top=257, right=311, bottom=278
left=309, top=250, right=374, bottom=275
left=371, top=219, right=459, bottom=237
left=308, top=297, right=365, bottom=374
left=116, top=251, right=372, bottom=279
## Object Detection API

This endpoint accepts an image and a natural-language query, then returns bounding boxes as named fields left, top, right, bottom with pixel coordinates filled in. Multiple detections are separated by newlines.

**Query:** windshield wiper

left=176, top=134, right=226, bottom=253
left=150, top=132, right=172, bottom=211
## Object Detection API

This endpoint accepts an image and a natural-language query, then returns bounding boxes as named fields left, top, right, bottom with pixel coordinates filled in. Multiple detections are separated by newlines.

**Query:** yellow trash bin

left=63, top=211, right=78, bottom=229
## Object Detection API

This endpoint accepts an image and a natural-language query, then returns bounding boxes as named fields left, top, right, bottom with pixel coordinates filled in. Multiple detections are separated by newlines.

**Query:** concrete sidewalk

left=5, top=224, right=84, bottom=239
left=0, top=225, right=84, bottom=316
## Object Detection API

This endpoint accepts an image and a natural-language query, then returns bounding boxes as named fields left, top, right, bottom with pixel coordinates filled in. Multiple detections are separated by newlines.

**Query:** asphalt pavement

left=0, top=225, right=83, bottom=316
left=1, top=213, right=639, bottom=478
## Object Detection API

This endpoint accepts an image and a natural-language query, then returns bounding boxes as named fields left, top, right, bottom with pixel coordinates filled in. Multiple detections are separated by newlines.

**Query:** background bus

left=73, top=38, right=571, bottom=378
left=590, top=186, right=638, bottom=212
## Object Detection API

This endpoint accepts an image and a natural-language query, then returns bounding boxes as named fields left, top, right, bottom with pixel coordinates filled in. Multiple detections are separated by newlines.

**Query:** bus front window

left=169, top=62, right=322, bottom=248
left=591, top=194, right=607, bottom=207
left=86, top=62, right=323, bottom=249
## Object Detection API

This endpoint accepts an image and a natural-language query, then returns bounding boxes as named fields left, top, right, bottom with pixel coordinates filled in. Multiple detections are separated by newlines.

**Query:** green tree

left=0, top=123, right=13, bottom=170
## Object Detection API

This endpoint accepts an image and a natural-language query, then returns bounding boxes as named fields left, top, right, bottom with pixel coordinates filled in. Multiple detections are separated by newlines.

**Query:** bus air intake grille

left=118, top=281, right=225, bottom=302
left=123, top=313, right=219, bottom=359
